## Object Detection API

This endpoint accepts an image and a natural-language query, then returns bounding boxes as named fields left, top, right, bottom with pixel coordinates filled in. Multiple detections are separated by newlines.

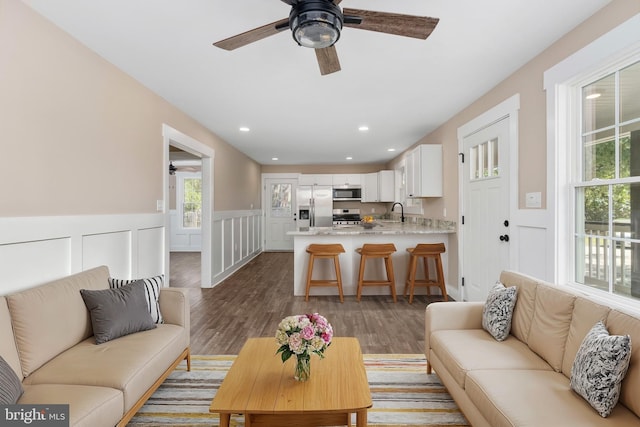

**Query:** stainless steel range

left=332, top=208, right=361, bottom=226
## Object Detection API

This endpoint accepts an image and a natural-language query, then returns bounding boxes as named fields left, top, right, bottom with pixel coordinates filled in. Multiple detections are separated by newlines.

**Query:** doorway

left=263, top=177, right=298, bottom=251
left=458, top=95, right=519, bottom=301
left=163, top=124, right=214, bottom=287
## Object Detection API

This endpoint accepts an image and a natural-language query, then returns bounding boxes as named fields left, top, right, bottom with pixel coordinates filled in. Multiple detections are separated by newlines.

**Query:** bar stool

left=355, top=243, right=397, bottom=302
left=305, top=244, right=345, bottom=303
left=404, top=243, right=447, bottom=304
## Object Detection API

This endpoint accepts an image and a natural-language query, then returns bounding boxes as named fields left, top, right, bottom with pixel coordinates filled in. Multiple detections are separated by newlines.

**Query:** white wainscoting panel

left=0, top=238, right=71, bottom=294
left=516, top=226, right=548, bottom=279
left=211, top=210, right=262, bottom=286
left=138, top=227, right=165, bottom=278
left=0, top=214, right=164, bottom=295
left=82, top=231, right=132, bottom=278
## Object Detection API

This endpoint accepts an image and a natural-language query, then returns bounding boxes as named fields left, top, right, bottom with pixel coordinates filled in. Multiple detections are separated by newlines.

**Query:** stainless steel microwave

left=332, top=187, right=361, bottom=201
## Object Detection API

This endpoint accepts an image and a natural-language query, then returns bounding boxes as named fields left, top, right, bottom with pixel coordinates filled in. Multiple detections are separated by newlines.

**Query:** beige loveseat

left=426, top=270, right=640, bottom=426
left=0, top=266, right=190, bottom=427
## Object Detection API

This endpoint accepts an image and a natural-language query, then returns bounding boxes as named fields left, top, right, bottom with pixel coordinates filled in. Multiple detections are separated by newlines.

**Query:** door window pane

left=271, top=184, right=292, bottom=217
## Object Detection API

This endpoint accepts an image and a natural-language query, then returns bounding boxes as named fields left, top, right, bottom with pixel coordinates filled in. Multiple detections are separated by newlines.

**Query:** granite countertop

left=287, top=220, right=456, bottom=236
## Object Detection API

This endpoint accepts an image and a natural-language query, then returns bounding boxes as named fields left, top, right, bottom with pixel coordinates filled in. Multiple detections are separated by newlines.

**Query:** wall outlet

left=443, top=208, right=447, bottom=217
left=371, top=208, right=375, bottom=213
left=156, top=200, right=164, bottom=212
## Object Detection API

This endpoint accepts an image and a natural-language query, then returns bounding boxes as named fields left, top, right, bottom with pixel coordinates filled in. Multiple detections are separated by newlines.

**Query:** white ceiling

left=23, top=0, right=612, bottom=165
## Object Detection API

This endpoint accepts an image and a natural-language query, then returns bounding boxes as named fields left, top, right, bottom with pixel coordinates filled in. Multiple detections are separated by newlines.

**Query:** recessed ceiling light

left=358, top=126, right=369, bottom=132
left=346, top=156, right=353, bottom=160
left=387, top=148, right=396, bottom=152
left=239, top=127, right=250, bottom=132
left=585, top=93, right=601, bottom=100
left=272, top=157, right=279, bottom=161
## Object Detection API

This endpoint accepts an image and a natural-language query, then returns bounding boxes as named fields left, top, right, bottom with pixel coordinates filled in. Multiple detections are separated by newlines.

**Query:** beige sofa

left=426, top=270, right=640, bottom=426
left=0, top=266, right=190, bottom=427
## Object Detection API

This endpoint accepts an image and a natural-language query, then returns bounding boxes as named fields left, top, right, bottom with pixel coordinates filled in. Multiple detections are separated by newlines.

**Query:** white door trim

left=163, top=124, right=215, bottom=287
left=457, top=94, right=520, bottom=300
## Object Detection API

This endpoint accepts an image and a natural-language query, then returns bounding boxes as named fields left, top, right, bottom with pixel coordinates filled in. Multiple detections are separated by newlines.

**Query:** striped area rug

left=128, top=354, right=469, bottom=426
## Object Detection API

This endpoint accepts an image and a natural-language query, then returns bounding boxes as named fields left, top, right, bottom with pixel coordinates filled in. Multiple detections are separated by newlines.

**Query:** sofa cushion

left=6, top=266, right=110, bottom=377
left=20, top=384, right=123, bottom=427
left=570, top=321, right=631, bottom=417
left=0, top=355, right=23, bottom=404
left=109, top=275, right=164, bottom=324
left=0, top=296, right=22, bottom=380
left=23, top=324, right=187, bottom=412
left=562, top=296, right=611, bottom=377
left=80, top=280, right=156, bottom=344
left=500, top=270, right=538, bottom=343
left=466, top=369, right=640, bottom=427
left=430, top=329, right=552, bottom=389
left=482, top=282, right=517, bottom=341
left=607, top=309, right=640, bottom=419
left=527, top=283, right=575, bottom=372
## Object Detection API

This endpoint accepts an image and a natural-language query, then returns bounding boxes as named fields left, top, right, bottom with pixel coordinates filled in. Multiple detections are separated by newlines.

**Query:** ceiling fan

left=213, top=0, right=439, bottom=75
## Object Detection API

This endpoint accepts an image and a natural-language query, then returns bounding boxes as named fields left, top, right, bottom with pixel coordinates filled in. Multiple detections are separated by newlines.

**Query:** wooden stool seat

left=305, top=243, right=345, bottom=303
left=356, top=243, right=397, bottom=303
left=404, top=243, right=447, bottom=304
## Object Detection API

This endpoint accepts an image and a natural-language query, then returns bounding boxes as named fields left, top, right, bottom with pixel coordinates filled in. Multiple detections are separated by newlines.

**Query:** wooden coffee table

left=209, top=337, right=372, bottom=427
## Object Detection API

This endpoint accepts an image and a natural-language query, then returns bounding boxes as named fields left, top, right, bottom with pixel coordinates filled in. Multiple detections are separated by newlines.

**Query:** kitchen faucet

left=391, top=202, right=405, bottom=223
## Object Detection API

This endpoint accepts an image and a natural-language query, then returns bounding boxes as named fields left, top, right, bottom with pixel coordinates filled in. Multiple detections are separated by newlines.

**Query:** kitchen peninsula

left=287, top=221, right=455, bottom=298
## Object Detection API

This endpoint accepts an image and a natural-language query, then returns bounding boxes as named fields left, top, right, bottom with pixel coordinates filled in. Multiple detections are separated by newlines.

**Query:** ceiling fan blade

left=213, top=18, right=289, bottom=51
left=343, top=8, right=439, bottom=40
left=315, top=46, right=341, bottom=76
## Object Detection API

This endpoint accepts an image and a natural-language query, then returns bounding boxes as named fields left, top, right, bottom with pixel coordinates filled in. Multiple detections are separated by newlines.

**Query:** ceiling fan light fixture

left=290, top=1, right=343, bottom=49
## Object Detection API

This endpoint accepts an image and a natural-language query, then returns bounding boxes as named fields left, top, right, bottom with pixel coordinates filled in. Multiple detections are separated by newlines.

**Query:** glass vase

left=294, top=354, right=311, bottom=382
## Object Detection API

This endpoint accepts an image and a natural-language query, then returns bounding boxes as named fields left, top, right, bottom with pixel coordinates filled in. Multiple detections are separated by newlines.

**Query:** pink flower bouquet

left=275, top=313, right=333, bottom=363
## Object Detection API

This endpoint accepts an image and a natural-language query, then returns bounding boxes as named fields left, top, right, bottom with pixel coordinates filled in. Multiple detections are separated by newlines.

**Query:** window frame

left=545, top=13, right=640, bottom=312
left=176, top=171, right=202, bottom=230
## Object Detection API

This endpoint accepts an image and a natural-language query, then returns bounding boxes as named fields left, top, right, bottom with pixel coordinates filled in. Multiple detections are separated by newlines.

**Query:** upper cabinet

left=332, top=174, right=361, bottom=187
left=406, top=144, right=443, bottom=198
left=298, top=174, right=333, bottom=186
left=362, top=171, right=395, bottom=203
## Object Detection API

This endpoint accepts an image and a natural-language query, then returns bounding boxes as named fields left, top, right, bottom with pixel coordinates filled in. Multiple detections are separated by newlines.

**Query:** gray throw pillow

left=570, top=321, right=632, bottom=417
left=80, top=280, right=156, bottom=344
left=108, top=275, right=164, bottom=324
left=0, top=355, right=23, bottom=404
left=482, top=281, right=518, bottom=341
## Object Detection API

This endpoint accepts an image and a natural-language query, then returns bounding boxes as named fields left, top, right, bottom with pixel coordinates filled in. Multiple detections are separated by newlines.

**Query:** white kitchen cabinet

left=361, top=170, right=395, bottom=202
left=299, top=174, right=333, bottom=186
left=332, top=174, right=361, bottom=187
left=406, top=145, right=442, bottom=198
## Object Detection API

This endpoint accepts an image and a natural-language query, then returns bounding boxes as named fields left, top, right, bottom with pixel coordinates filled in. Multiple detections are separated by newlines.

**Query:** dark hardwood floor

left=170, top=252, right=445, bottom=355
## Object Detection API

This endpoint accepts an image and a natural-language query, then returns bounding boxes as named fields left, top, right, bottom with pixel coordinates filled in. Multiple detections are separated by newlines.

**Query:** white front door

left=462, top=118, right=511, bottom=301
left=264, top=178, right=298, bottom=251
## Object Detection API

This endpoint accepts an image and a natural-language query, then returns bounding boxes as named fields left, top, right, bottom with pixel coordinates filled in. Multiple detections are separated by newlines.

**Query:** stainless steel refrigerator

left=297, top=185, right=333, bottom=228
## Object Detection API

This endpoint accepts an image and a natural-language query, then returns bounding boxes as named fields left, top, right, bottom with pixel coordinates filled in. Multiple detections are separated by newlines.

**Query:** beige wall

left=388, top=0, right=640, bottom=220
left=0, top=0, right=261, bottom=217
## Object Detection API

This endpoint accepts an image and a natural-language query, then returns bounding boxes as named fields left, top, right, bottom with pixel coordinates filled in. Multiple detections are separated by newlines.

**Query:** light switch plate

left=156, top=200, right=164, bottom=211
left=525, top=192, right=542, bottom=208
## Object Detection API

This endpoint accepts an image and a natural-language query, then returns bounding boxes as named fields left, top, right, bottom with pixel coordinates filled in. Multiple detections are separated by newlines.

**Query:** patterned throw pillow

left=109, top=275, right=164, bottom=324
left=570, top=321, right=632, bottom=417
left=482, top=282, right=518, bottom=341
left=0, top=356, right=23, bottom=404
